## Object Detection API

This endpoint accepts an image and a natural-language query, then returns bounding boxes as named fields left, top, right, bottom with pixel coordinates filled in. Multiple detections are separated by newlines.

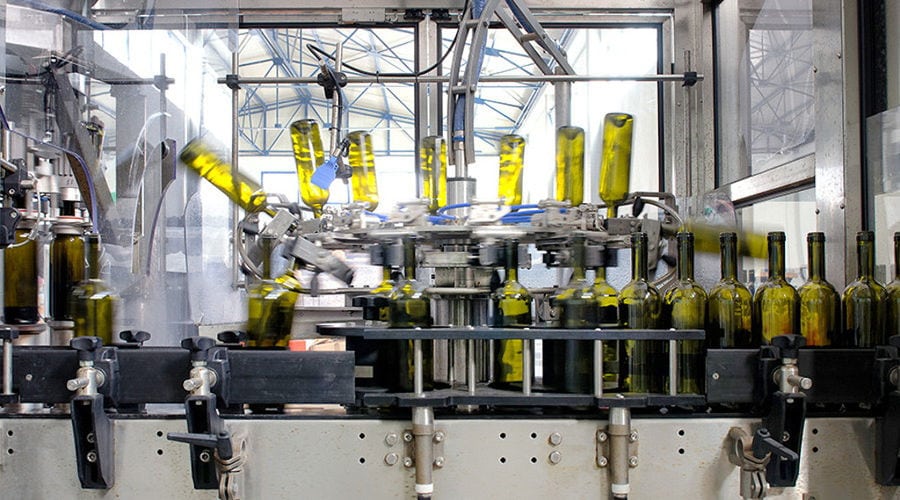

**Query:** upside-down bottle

left=498, top=134, right=526, bottom=206
left=179, top=139, right=274, bottom=216
left=347, top=130, right=379, bottom=210
left=555, top=126, right=585, bottom=206
left=290, top=119, right=329, bottom=216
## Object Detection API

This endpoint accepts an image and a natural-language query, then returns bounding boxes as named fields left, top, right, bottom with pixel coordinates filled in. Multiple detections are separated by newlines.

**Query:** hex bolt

left=433, top=431, right=445, bottom=443
left=629, top=431, right=638, bottom=443
left=597, top=431, right=608, bottom=442
left=403, top=457, right=414, bottom=468
left=628, top=456, right=639, bottom=467
left=86, top=432, right=95, bottom=444
left=385, top=433, right=399, bottom=446
left=384, top=453, right=399, bottom=466
left=549, top=451, right=562, bottom=464
left=434, top=456, right=445, bottom=468
left=598, top=456, right=608, bottom=467
left=549, top=432, right=562, bottom=446
left=782, top=432, right=791, bottom=442
left=403, top=432, right=414, bottom=443
left=86, top=450, right=98, bottom=463
left=199, top=450, right=212, bottom=463
left=712, top=372, right=720, bottom=380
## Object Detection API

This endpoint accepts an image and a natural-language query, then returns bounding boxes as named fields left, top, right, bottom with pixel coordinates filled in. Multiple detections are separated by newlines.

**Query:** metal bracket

left=402, top=428, right=445, bottom=470
left=595, top=428, right=638, bottom=469
left=876, top=336, right=900, bottom=485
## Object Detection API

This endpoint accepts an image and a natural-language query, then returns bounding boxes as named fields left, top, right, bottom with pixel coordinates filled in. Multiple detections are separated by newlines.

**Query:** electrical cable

left=11, top=0, right=110, bottom=31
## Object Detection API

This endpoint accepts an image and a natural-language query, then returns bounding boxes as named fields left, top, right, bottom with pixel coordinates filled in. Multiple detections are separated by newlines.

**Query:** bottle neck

left=505, top=241, right=519, bottom=283
left=403, top=240, right=416, bottom=281
left=768, top=238, right=786, bottom=279
left=808, top=239, right=826, bottom=280
left=381, top=267, right=392, bottom=283
left=894, top=237, right=899, bottom=280
left=677, top=237, right=694, bottom=281
left=86, top=240, right=101, bottom=280
left=721, top=237, right=738, bottom=280
left=632, top=237, right=648, bottom=281
left=260, top=239, right=273, bottom=280
left=595, top=266, right=607, bottom=283
left=858, top=239, right=875, bottom=279
left=571, top=238, right=586, bottom=281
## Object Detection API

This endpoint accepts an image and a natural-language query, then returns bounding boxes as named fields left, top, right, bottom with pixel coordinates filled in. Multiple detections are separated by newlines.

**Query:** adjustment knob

left=181, top=336, right=216, bottom=362
left=119, top=330, right=151, bottom=345
left=70, top=337, right=103, bottom=362
left=771, top=334, right=806, bottom=359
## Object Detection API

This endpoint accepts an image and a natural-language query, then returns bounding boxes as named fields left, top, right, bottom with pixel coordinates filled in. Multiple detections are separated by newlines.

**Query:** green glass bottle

left=371, top=265, right=396, bottom=323
left=246, top=236, right=299, bottom=347
left=4, top=224, right=40, bottom=325
left=383, top=238, right=433, bottom=391
left=347, top=130, right=379, bottom=210
left=619, top=232, right=663, bottom=393
left=50, top=220, right=85, bottom=323
left=663, top=232, right=707, bottom=394
left=419, top=136, right=448, bottom=213
left=491, top=240, right=532, bottom=388
left=555, top=126, right=585, bottom=206
left=706, top=232, right=755, bottom=348
left=840, top=231, right=886, bottom=347
left=544, top=235, right=598, bottom=393
left=886, top=232, right=900, bottom=338
left=179, top=139, right=274, bottom=216
left=592, top=265, right=620, bottom=390
left=290, top=119, right=329, bottom=217
left=597, top=113, right=633, bottom=218
left=71, top=234, right=117, bottom=344
left=797, top=232, right=838, bottom=346
left=498, top=135, right=526, bottom=206
left=753, top=231, right=800, bottom=343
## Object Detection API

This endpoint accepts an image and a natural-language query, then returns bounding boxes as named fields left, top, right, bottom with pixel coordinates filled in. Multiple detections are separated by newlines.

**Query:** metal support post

left=593, top=339, right=604, bottom=398
left=522, top=337, right=532, bottom=396
left=412, top=406, right=435, bottom=500
left=608, top=407, right=633, bottom=499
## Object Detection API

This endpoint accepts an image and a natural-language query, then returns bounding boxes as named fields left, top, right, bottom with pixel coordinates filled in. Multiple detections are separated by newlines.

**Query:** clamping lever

left=168, top=431, right=234, bottom=461
left=751, top=428, right=799, bottom=463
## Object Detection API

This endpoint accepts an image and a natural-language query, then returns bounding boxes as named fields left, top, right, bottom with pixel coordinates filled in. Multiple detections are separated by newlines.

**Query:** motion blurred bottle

left=592, top=265, right=620, bottom=390
left=662, top=232, right=707, bottom=394
left=498, top=134, right=526, bottom=205
left=490, top=240, right=532, bottom=388
left=419, top=136, right=447, bottom=213
left=347, top=130, right=379, bottom=210
left=50, top=219, right=85, bottom=325
left=3, top=222, right=39, bottom=325
left=753, top=232, right=800, bottom=343
left=706, top=232, right=754, bottom=348
left=555, top=126, right=585, bottom=206
left=544, top=235, right=597, bottom=393
left=597, top=113, right=633, bottom=218
left=180, top=139, right=274, bottom=216
left=619, top=232, right=663, bottom=393
left=384, top=238, right=433, bottom=391
left=246, top=236, right=299, bottom=347
left=887, top=233, right=900, bottom=337
left=71, top=234, right=117, bottom=344
left=797, top=232, right=838, bottom=346
left=371, top=262, right=396, bottom=323
left=840, top=231, right=886, bottom=347
left=290, top=119, right=329, bottom=217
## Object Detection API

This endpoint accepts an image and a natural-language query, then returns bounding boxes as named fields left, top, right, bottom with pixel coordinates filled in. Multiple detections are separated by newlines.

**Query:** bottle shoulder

left=754, top=278, right=798, bottom=300
left=664, top=280, right=708, bottom=304
left=843, top=278, right=886, bottom=299
left=798, top=278, right=838, bottom=298
left=619, top=279, right=661, bottom=301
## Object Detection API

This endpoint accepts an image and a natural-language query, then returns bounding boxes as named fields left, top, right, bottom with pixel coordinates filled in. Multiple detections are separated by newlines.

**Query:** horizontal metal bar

left=218, top=73, right=703, bottom=86
left=317, top=324, right=705, bottom=340
left=715, top=153, right=816, bottom=207
left=361, top=388, right=706, bottom=408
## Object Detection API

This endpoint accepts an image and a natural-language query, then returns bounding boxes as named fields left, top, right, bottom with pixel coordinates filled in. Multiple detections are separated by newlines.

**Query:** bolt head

left=403, top=457, right=414, bottom=468
left=385, top=433, right=399, bottom=446
left=549, top=432, right=562, bottom=446
left=629, top=431, right=638, bottom=443
left=548, top=451, right=562, bottom=464
left=712, top=372, right=720, bottom=380
left=434, top=456, right=445, bottom=468
left=403, top=432, right=414, bottom=443
left=199, top=450, right=212, bottom=463
left=628, top=456, right=639, bottom=467
left=598, top=456, right=608, bottom=467
left=433, top=431, right=444, bottom=443
left=597, top=432, right=608, bottom=442
left=384, top=452, right=399, bottom=466
left=86, top=451, right=97, bottom=463
left=86, top=432, right=95, bottom=444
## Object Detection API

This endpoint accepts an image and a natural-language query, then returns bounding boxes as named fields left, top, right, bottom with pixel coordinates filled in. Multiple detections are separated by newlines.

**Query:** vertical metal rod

left=554, top=78, right=571, bottom=127
left=608, top=407, right=632, bottom=499
left=328, top=43, right=343, bottom=155
left=668, top=338, right=678, bottom=396
left=230, top=51, right=241, bottom=288
left=1, top=128, right=10, bottom=161
left=593, top=338, right=604, bottom=398
left=466, top=338, right=476, bottom=395
left=414, top=338, right=424, bottom=396
left=682, top=50, right=693, bottom=200
left=2, top=339, right=12, bottom=395
left=522, top=338, right=532, bottom=396
left=412, top=406, right=435, bottom=499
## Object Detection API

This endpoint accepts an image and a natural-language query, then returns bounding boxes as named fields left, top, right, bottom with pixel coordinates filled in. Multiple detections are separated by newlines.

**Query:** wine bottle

left=347, top=130, right=379, bottom=210
left=598, top=113, right=633, bottom=217
left=384, top=238, right=433, bottom=391
left=555, top=126, right=585, bottom=206
left=290, top=119, right=329, bottom=216
left=490, top=240, right=532, bottom=387
left=246, top=236, right=298, bottom=347
left=887, top=232, right=900, bottom=338
left=71, top=234, right=117, bottom=344
left=841, top=231, right=886, bottom=347
left=706, top=232, right=755, bottom=348
left=544, top=235, right=597, bottom=393
left=498, top=134, right=526, bottom=206
left=619, top=232, right=663, bottom=393
left=371, top=265, right=396, bottom=322
left=663, top=232, right=707, bottom=394
left=179, top=139, right=274, bottom=216
left=50, top=220, right=85, bottom=324
left=753, top=231, right=800, bottom=343
left=4, top=224, right=39, bottom=325
left=419, top=136, right=448, bottom=213
left=797, top=232, right=838, bottom=346
left=592, top=265, right=620, bottom=390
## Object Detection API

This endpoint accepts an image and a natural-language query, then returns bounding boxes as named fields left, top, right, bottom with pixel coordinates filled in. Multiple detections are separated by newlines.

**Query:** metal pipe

left=467, top=338, right=476, bottom=396
left=668, top=339, right=678, bottom=396
left=230, top=51, right=241, bottom=289
left=608, top=407, right=632, bottom=499
left=554, top=78, right=571, bottom=127
left=414, top=338, right=424, bottom=396
left=522, top=338, right=532, bottom=396
left=219, top=74, right=704, bottom=85
left=2, top=339, right=12, bottom=395
left=328, top=43, right=343, bottom=154
left=412, top=406, right=435, bottom=499
left=593, top=339, right=604, bottom=398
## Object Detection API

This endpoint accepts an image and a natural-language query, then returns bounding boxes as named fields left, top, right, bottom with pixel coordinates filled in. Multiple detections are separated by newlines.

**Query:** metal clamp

left=728, top=427, right=800, bottom=499
left=597, top=408, right=638, bottom=499
left=67, top=337, right=115, bottom=489
left=762, top=335, right=809, bottom=487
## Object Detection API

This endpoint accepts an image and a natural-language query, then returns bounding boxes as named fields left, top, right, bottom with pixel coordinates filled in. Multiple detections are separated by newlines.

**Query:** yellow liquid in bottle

left=179, top=140, right=273, bottom=216
left=498, top=134, right=526, bottom=205
left=419, top=136, right=447, bottom=213
left=555, top=126, right=584, bottom=206
left=347, top=131, right=379, bottom=210
left=598, top=113, right=633, bottom=217
left=290, top=119, right=329, bottom=217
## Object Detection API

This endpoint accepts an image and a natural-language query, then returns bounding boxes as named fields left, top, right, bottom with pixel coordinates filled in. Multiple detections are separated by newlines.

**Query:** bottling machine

left=0, top=0, right=898, bottom=499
